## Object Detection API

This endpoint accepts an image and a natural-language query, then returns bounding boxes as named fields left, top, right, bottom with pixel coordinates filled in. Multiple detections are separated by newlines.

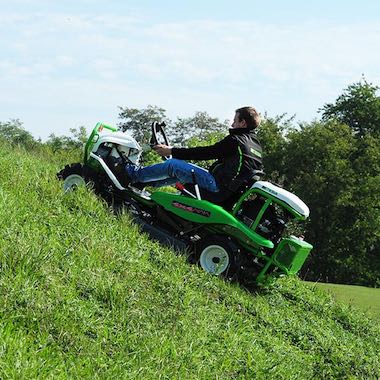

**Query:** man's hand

left=152, top=144, right=172, bottom=157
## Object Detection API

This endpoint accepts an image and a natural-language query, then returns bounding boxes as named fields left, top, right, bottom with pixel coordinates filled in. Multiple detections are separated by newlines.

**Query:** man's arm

left=153, top=145, right=172, bottom=157
left=154, top=136, right=237, bottom=161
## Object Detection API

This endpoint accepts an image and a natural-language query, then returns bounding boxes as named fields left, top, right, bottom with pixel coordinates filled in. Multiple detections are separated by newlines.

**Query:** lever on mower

left=191, top=170, right=201, bottom=200
left=175, top=182, right=197, bottom=198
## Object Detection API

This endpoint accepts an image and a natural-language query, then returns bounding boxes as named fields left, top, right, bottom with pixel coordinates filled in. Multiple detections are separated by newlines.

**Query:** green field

left=306, top=282, right=380, bottom=322
left=0, top=143, right=379, bottom=379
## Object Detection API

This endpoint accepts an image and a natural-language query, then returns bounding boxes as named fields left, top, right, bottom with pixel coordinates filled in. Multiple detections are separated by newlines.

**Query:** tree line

left=1, top=79, right=379, bottom=287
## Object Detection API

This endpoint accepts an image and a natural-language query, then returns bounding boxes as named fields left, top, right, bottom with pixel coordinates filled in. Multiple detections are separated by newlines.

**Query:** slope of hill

left=307, top=282, right=380, bottom=322
left=0, top=144, right=379, bottom=379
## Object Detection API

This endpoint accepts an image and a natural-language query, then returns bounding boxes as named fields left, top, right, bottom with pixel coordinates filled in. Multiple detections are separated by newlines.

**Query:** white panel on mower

left=92, top=131, right=142, bottom=165
left=252, top=181, right=310, bottom=218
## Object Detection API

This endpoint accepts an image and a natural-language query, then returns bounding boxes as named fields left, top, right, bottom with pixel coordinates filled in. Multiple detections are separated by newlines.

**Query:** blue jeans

left=126, top=158, right=219, bottom=192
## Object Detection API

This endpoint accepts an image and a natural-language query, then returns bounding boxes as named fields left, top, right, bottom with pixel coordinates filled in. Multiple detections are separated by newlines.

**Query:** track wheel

left=196, top=235, right=239, bottom=277
left=57, top=163, right=91, bottom=192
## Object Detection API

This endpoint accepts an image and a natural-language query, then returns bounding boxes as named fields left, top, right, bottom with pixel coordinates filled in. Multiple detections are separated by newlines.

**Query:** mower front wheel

left=57, top=163, right=93, bottom=192
left=196, top=235, right=239, bottom=278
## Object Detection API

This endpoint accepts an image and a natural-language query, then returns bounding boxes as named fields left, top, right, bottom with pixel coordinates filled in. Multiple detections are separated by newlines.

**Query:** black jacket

left=171, top=128, right=263, bottom=191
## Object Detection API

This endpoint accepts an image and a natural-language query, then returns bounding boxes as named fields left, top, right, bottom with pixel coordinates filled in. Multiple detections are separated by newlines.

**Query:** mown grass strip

left=306, top=281, right=380, bottom=322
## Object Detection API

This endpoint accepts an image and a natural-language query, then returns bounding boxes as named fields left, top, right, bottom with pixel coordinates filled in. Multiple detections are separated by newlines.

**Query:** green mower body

left=58, top=122, right=313, bottom=285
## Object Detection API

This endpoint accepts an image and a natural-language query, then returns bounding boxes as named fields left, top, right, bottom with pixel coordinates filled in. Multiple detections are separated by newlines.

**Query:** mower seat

left=183, top=171, right=264, bottom=211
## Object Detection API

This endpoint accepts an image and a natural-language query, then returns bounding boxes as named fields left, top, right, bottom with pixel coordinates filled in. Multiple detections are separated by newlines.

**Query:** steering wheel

left=150, top=121, right=172, bottom=160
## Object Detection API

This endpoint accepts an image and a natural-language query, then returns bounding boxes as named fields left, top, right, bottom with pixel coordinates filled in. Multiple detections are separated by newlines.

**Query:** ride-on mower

left=57, top=122, right=313, bottom=285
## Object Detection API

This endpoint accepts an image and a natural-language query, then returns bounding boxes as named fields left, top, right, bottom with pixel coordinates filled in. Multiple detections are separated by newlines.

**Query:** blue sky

left=1, top=0, right=379, bottom=139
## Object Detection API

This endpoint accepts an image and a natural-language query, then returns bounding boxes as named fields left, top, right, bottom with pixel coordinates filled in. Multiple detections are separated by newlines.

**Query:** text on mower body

left=172, top=201, right=211, bottom=217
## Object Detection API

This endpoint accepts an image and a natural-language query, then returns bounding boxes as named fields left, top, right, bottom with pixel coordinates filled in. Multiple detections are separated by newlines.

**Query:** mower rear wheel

left=196, top=235, right=239, bottom=277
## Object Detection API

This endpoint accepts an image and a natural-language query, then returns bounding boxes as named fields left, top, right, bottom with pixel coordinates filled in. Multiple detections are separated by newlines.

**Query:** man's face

left=231, top=112, right=246, bottom=129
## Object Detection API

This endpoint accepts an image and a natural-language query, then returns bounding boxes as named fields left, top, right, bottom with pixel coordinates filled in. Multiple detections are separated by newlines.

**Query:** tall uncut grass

left=0, top=143, right=379, bottom=379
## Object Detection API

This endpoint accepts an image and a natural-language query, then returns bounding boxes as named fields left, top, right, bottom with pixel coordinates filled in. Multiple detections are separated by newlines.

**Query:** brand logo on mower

left=262, top=185, right=278, bottom=196
left=172, top=201, right=211, bottom=217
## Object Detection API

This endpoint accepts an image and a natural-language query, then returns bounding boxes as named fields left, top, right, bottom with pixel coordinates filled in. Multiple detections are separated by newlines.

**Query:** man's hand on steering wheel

left=152, top=144, right=172, bottom=157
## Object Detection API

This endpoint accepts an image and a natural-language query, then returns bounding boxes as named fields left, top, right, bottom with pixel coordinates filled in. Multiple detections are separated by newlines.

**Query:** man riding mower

left=57, top=107, right=313, bottom=285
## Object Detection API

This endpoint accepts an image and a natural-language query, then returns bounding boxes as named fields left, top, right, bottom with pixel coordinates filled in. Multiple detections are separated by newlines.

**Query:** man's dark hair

left=235, top=106, right=261, bottom=130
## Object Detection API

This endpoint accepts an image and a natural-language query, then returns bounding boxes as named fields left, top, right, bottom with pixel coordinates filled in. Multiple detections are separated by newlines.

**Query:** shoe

left=131, top=182, right=146, bottom=191
left=104, top=156, right=131, bottom=188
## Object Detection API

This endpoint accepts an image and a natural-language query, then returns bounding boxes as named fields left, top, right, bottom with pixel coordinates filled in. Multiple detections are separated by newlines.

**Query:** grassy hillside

left=0, top=143, right=379, bottom=379
left=307, top=282, right=380, bottom=322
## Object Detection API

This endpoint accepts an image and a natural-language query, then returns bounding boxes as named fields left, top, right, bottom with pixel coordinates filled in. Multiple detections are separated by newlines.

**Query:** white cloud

left=0, top=9, right=379, bottom=138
